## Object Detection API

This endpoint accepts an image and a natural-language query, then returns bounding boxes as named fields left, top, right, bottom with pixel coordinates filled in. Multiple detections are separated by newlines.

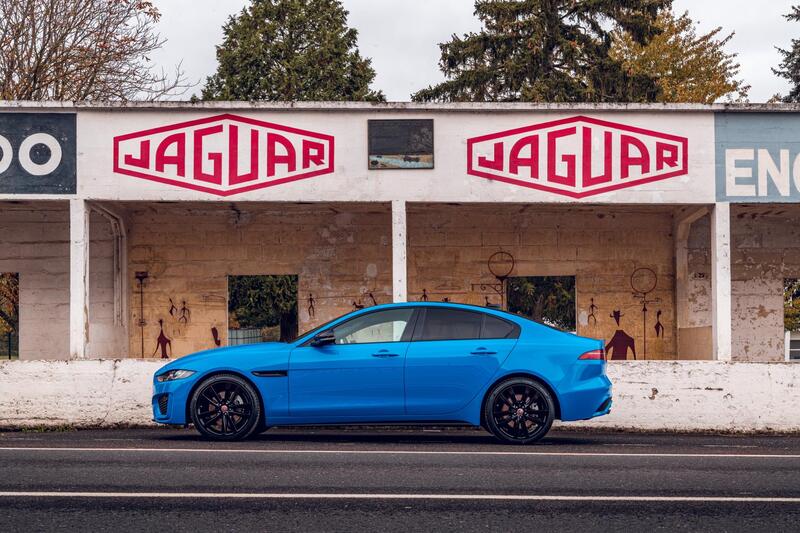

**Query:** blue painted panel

left=716, top=113, right=800, bottom=202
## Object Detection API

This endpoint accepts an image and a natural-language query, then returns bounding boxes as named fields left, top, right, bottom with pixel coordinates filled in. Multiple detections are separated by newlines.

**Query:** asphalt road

left=1, top=427, right=799, bottom=532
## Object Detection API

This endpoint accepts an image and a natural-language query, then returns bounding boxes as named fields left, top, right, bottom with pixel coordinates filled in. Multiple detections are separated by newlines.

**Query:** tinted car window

left=482, top=315, right=517, bottom=339
left=333, top=308, right=414, bottom=344
left=419, top=309, right=482, bottom=341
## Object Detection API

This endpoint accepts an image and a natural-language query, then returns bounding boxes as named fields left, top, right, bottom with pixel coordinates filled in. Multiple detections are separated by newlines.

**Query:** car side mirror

left=311, top=330, right=336, bottom=347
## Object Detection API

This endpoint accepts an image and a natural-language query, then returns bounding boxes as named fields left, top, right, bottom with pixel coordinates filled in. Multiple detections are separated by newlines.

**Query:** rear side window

left=482, top=315, right=518, bottom=339
left=418, top=309, right=482, bottom=341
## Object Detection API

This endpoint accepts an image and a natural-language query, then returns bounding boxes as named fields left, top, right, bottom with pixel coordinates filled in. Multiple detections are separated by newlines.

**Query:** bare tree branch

left=0, top=0, right=193, bottom=101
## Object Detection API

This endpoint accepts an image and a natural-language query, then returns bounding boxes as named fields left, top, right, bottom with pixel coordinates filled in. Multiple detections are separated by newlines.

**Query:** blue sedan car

left=152, top=302, right=612, bottom=444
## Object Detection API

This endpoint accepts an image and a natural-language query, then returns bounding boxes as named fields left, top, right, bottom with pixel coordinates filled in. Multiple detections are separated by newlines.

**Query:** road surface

left=1, top=427, right=799, bottom=531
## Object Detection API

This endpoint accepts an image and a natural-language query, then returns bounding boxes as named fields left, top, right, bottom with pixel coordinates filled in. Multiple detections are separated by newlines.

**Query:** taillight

left=579, top=349, right=605, bottom=360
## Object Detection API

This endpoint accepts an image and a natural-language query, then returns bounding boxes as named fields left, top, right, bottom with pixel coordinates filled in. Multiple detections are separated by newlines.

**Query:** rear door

left=404, top=308, right=519, bottom=415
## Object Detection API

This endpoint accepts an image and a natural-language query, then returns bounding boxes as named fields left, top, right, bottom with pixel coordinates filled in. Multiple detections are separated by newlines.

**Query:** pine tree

left=412, top=0, right=670, bottom=103
left=774, top=5, right=800, bottom=103
left=202, top=0, right=384, bottom=101
left=612, top=11, right=749, bottom=103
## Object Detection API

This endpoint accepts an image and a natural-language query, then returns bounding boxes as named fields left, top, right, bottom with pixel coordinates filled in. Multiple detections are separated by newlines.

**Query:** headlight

left=156, top=369, right=196, bottom=382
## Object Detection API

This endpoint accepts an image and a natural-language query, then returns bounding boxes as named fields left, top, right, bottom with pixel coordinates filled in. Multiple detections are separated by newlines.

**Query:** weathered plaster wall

left=0, top=203, right=122, bottom=359
left=125, top=202, right=392, bottom=358
left=2, top=359, right=798, bottom=432
left=726, top=205, right=800, bottom=362
left=407, top=204, right=677, bottom=360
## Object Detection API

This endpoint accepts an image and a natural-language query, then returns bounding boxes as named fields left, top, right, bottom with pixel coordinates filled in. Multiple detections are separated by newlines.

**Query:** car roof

left=354, top=301, right=526, bottom=321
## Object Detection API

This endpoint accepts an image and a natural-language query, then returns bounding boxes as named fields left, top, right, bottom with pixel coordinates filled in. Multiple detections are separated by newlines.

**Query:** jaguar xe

left=152, top=302, right=612, bottom=444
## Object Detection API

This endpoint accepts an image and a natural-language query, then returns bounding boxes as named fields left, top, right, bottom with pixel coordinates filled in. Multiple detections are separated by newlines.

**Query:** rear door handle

left=471, top=347, right=497, bottom=355
left=372, top=349, right=400, bottom=358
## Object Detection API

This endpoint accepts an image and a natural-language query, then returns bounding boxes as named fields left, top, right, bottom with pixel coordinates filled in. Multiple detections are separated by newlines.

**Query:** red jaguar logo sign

left=467, top=116, right=688, bottom=198
left=113, top=114, right=334, bottom=196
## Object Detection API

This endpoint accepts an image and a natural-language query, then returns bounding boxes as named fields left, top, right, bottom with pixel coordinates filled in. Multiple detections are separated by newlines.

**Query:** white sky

left=151, top=0, right=797, bottom=102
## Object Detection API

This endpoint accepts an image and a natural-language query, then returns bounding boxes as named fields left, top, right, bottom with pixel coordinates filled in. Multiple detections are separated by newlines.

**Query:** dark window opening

left=507, top=276, right=576, bottom=332
left=228, top=275, right=298, bottom=344
left=0, top=273, right=19, bottom=359
left=784, top=279, right=800, bottom=361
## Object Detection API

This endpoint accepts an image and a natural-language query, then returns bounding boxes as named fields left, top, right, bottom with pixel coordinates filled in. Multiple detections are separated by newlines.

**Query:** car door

left=404, top=308, right=519, bottom=415
left=289, top=307, right=417, bottom=418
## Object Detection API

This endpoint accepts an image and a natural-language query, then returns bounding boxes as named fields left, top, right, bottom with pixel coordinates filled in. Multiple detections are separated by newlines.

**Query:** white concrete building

left=1, top=101, right=798, bottom=364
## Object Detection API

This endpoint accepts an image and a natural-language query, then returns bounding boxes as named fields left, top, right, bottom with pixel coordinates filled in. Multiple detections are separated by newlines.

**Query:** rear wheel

left=483, top=377, right=555, bottom=444
left=189, top=374, right=262, bottom=441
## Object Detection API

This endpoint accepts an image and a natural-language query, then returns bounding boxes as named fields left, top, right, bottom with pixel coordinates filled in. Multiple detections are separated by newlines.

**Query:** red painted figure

left=605, top=310, right=636, bottom=361
left=153, top=319, right=172, bottom=359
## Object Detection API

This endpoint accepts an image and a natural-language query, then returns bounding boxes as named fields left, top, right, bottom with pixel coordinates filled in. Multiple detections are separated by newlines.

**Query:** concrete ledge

left=1, top=360, right=799, bottom=432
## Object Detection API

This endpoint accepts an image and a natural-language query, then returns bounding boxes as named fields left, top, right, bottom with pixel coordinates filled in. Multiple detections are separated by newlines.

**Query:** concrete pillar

left=69, top=199, right=89, bottom=359
left=711, top=202, right=732, bottom=361
left=391, top=200, right=407, bottom=303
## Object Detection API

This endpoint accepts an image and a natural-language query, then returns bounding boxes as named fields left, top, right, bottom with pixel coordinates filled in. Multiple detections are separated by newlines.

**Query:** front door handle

left=372, top=349, right=400, bottom=358
left=471, top=347, right=498, bottom=355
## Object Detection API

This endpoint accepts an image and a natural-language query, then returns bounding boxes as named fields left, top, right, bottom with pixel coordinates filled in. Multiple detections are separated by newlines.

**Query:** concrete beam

left=391, top=200, right=407, bottom=303
left=711, top=202, right=732, bottom=361
left=69, top=199, right=89, bottom=359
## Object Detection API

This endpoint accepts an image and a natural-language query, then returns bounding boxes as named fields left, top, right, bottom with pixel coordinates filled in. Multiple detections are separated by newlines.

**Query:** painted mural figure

left=307, top=294, right=316, bottom=318
left=588, top=298, right=598, bottom=326
left=655, top=310, right=664, bottom=338
left=168, top=298, right=178, bottom=318
left=605, top=310, right=636, bottom=361
left=211, top=326, right=221, bottom=347
left=178, top=301, right=190, bottom=324
left=153, top=319, right=172, bottom=359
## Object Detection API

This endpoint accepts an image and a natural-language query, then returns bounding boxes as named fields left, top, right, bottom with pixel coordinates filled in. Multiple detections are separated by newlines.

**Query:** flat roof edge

left=1, top=100, right=800, bottom=112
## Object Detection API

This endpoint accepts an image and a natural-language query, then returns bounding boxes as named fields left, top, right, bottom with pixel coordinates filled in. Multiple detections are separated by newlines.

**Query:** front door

left=405, top=308, right=518, bottom=415
left=289, top=307, right=417, bottom=418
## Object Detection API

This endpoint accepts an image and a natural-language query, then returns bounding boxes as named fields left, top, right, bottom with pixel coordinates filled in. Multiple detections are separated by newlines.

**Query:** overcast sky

left=151, top=0, right=798, bottom=102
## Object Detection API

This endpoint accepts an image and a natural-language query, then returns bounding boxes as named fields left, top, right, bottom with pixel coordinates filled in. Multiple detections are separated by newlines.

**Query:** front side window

left=418, top=309, right=483, bottom=341
left=332, top=308, right=415, bottom=345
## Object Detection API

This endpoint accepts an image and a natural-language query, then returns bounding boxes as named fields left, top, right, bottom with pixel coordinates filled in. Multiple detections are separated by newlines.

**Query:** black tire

left=483, top=377, right=555, bottom=445
left=189, top=373, right=262, bottom=441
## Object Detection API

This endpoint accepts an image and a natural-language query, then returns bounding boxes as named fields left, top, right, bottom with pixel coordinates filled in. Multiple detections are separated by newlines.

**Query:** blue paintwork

left=716, top=113, right=800, bottom=202
left=152, top=302, right=612, bottom=427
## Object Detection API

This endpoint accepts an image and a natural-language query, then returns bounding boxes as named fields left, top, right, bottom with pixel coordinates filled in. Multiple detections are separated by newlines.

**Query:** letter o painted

left=0, top=135, right=12, bottom=175
left=19, top=133, right=62, bottom=176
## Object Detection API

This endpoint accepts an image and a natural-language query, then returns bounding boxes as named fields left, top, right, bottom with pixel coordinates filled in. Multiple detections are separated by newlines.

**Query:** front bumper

left=152, top=377, right=196, bottom=425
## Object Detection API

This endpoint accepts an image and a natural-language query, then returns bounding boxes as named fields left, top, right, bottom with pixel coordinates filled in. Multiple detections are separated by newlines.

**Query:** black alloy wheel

left=484, top=377, right=555, bottom=444
left=189, top=374, right=262, bottom=441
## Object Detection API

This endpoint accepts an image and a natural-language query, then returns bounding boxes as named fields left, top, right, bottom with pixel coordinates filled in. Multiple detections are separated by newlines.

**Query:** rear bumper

left=558, top=373, right=612, bottom=421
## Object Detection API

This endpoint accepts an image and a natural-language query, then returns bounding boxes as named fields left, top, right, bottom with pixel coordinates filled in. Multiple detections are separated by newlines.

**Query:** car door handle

left=372, top=349, right=400, bottom=358
left=471, top=347, right=498, bottom=355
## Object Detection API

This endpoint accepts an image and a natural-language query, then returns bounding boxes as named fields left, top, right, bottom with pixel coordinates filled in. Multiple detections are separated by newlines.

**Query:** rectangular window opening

left=228, top=275, right=298, bottom=345
left=784, top=278, right=800, bottom=361
left=0, top=273, right=19, bottom=360
left=507, top=276, right=576, bottom=333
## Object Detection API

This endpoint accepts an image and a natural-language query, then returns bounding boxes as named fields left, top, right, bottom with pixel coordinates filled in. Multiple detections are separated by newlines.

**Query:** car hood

left=156, top=342, right=290, bottom=374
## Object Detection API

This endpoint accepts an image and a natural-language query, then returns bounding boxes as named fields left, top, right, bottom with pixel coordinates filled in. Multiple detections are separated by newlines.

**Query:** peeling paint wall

left=126, top=202, right=392, bottom=358
left=727, top=206, right=800, bottom=361
left=2, top=359, right=798, bottom=432
left=407, top=204, right=677, bottom=359
left=0, top=203, right=123, bottom=359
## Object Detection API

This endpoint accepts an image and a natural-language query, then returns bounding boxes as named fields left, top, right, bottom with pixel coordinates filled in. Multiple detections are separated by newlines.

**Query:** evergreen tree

left=203, top=0, right=383, bottom=101
left=774, top=5, right=800, bottom=103
left=412, top=0, right=670, bottom=103
left=612, top=11, right=749, bottom=103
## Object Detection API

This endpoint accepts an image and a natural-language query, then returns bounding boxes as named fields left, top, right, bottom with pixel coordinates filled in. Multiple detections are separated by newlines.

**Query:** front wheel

left=483, top=377, right=555, bottom=444
left=189, top=374, right=262, bottom=441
